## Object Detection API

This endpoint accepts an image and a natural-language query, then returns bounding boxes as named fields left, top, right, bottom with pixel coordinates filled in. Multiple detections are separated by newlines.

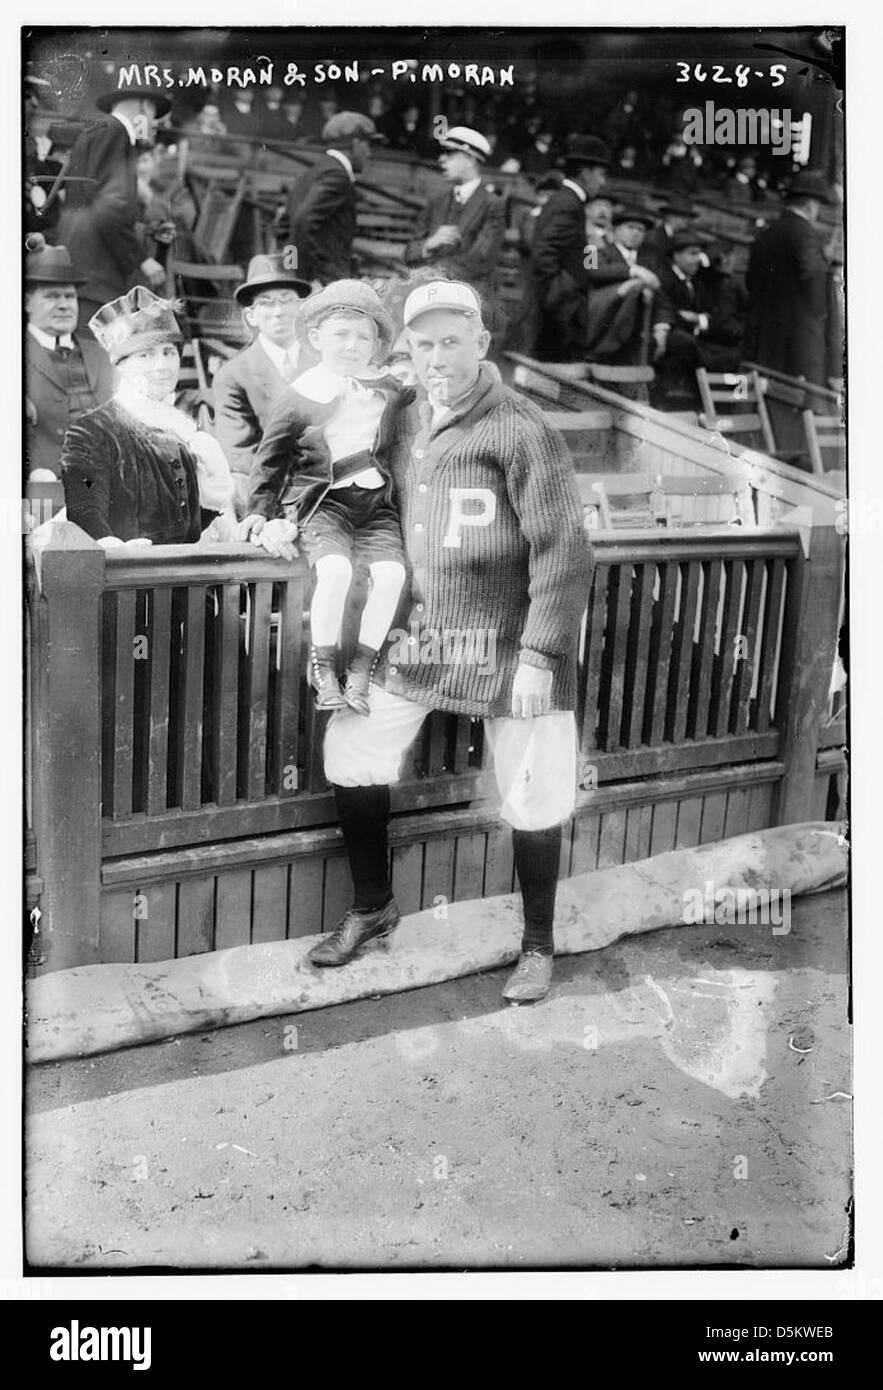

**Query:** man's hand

left=511, top=662, right=553, bottom=719
left=423, top=225, right=461, bottom=256
left=630, top=264, right=660, bottom=291
left=139, top=257, right=166, bottom=289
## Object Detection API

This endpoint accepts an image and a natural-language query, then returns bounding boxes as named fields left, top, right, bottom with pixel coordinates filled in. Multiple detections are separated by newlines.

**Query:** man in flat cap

left=404, top=125, right=505, bottom=316
left=254, top=278, right=592, bottom=1004
left=25, top=239, right=114, bottom=505
left=527, top=134, right=613, bottom=360
left=286, top=112, right=383, bottom=287
left=58, top=86, right=171, bottom=330
left=212, top=253, right=312, bottom=516
left=743, top=170, right=836, bottom=388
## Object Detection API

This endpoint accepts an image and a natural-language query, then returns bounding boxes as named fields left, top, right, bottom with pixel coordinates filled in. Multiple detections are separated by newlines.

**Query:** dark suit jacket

left=528, top=188, right=636, bottom=358
left=25, top=332, right=114, bottom=476
left=287, top=154, right=358, bottom=284
left=57, top=117, right=144, bottom=306
left=212, top=339, right=293, bottom=482
left=744, top=208, right=832, bottom=386
left=404, top=183, right=505, bottom=303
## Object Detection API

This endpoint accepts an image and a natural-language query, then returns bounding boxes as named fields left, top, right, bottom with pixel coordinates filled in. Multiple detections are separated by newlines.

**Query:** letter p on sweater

left=442, top=488, right=497, bottom=548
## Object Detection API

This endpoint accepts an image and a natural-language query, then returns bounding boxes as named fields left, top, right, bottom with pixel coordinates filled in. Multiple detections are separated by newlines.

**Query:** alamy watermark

left=682, top=103, right=810, bottom=158
left=682, top=879, right=791, bottom=934
left=386, top=622, right=497, bottom=674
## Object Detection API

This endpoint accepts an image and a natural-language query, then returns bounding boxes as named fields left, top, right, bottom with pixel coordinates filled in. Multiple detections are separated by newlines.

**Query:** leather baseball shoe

left=307, top=900, right=400, bottom=967
left=502, top=950, right=553, bottom=1003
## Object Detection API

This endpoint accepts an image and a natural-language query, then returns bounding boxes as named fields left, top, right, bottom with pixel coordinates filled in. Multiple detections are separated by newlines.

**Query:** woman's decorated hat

left=88, top=286, right=183, bottom=364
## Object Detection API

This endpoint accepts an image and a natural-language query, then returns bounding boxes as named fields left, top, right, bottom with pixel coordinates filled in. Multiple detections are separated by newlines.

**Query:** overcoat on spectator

left=57, top=117, right=145, bottom=318
left=404, top=182, right=505, bottom=308
left=743, top=206, right=832, bottom=387
left=287, top=154, right=358, bottom=284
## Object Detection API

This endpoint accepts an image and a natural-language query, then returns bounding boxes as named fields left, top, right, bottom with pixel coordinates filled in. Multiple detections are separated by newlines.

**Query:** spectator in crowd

left=257, top=85, right=288, bottom=143
left=182, top=99, right=230, bottom=157
left=641, top=199, right=699, bottom=275
left=278, top=97, right=314, bottom=144
left=25, top=239, right=114, bottom=489
left=62, top=286, right=235, bottom=546
left=724, top=153, right=768, bottom=205
left=526, top=134, right=612, bottom=360
left=287, top=112, right=383, bottom=287
left=659, top=132, right=704, bottom=197
left=584, top=207, right=660, bottom=361
left=223, top=88, right=256, bottom=140
left=134, top=144, right=188, bottom=269
left=25, top=108, right=64, bottom=239
left=584, top=194, right=614, bottom=249
left=277, top=279, right=591, bottom=1002
left=743, top=170, right=835, bottom=388
left=383, top=103, right=435, bottom=160
left=499, top=115, right=556, bottom=178
left=212, top=253, right=312, bottom=516
left=697, top=242, right=749, bottom=373
left=651, top=231, right=719, bottom=406
left=58, top=84, right=170, bottom=330
left=404, top=126, right=505, bottom=321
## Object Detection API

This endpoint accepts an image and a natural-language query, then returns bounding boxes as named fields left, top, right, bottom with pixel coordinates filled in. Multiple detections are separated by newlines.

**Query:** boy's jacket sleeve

left=246, top=400, right=332, bottom=520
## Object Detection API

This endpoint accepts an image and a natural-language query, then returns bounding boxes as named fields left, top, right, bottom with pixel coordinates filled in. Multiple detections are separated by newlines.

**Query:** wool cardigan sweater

left=376, top=362, right=593, bottom=718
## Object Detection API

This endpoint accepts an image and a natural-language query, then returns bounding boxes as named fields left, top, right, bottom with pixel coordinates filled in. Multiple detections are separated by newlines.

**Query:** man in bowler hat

left=25, top=238, right=114, bottom=501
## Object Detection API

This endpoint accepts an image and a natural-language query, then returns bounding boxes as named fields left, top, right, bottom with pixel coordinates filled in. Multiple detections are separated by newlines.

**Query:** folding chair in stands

left=696, top=367, right=777, bottom=455
left=577, top=475, right=669, bottom=531
left=166, top=172, right=250, bottom=341
left=174, top=339, right=214, bottom=431
left=803, top=409, right=846, bottom=477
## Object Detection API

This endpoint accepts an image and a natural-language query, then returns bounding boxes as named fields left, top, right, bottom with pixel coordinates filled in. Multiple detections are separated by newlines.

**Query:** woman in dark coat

left=62, top=286, right=235, bottom=547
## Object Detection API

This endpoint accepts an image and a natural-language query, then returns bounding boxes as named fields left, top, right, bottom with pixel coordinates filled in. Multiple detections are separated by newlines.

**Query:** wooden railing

left=26, top=515, right=843, bottom=969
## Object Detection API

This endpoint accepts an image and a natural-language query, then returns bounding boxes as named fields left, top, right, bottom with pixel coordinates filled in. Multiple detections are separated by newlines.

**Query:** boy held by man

left=240, top=280, right=412, bottom=714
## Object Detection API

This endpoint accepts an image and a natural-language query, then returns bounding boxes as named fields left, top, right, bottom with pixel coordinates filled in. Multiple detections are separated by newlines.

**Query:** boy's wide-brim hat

left=299, top=279, right=395, bottom=349
left=563, top=134, right=612, bottom=169
left=89, top=285, right=183, bottom=364
left=234, top=253, right=312, bottom=305
left=25, top=241, right=86, bottom=286
left=96, top=86, right=172, bottom=117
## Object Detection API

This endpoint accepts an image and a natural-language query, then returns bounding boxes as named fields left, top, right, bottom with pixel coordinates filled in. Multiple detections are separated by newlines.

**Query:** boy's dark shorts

left=297, top=484, right=405, bottom=567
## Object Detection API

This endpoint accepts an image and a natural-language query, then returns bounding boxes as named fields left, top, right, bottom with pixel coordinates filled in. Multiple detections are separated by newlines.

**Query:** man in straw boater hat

left=404, top=125, right=505, bottom=316
left=24, top=236, right=113, bottom=486
left=286, top=112, right=385, bottom=287
left=526, top=133, right=613, bottom=360
left=260, top=278, right=591, bottom=1003
left=212, top=253, right=312, bottom=517
left=240, top=279, right=413, bottom=717
left=58, top=82, right=172, bottom=331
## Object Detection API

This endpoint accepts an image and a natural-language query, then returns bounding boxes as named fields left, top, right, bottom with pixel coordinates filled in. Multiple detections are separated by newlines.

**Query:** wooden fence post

left=30, top=525, right=105, bottom=971
left=772, top=524, right=844, bottom=826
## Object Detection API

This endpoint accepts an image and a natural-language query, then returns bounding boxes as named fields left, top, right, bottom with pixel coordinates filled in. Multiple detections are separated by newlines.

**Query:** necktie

left=55, top=344, right=73, bottom=362
left=280, top=351, right=297, bottom=383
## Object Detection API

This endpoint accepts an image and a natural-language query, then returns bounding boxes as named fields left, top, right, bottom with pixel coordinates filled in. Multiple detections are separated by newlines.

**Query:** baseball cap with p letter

left=403, top=280, right=482, bottom=327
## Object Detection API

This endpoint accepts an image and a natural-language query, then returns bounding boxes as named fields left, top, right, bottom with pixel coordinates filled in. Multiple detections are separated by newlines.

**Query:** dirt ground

left=25, top=887, right=851, bottom=1271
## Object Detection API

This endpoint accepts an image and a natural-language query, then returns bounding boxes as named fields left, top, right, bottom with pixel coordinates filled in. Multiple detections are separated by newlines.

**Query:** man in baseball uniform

left=261, top=279, right=592, bottom=1001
